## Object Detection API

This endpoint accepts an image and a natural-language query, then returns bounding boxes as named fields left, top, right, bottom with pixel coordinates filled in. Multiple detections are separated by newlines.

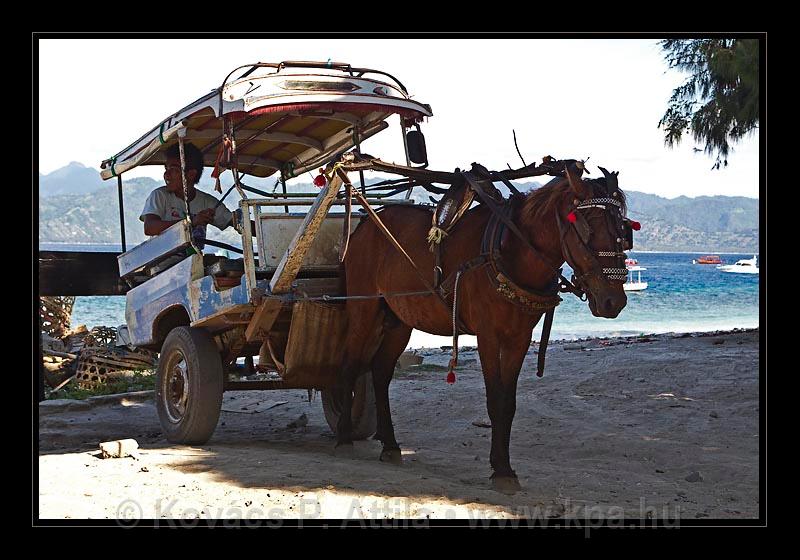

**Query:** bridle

left=555, top=168, right=636, bottom=296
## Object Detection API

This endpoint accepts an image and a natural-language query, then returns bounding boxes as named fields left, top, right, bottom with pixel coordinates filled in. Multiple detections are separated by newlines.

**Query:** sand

left=37, top=328, right=759, bottom=523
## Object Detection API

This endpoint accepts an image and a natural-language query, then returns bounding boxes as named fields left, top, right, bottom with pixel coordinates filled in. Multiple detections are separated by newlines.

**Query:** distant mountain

left=623, top=192, right=759, bottom=252
left=37, top=173, right=295, bottom=246
left=37, top=163, right=759, bottom=252
left=39, top=177, right=160, bottom=244
left=39, top=162, right=106, bottom=197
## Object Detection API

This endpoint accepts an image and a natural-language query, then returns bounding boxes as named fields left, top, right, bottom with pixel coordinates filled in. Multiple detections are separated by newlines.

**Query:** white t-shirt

left=139, top=186, right=233, bottom=231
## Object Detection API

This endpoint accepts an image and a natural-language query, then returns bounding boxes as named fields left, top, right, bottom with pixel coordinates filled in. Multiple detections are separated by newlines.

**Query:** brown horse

left=335, top=165, right=630, bottom=493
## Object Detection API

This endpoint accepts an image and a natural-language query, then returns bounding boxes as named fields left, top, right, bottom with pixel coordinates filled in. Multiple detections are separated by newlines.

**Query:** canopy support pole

left=281, top=174, right=289, bottom=214
left=353, top=127, right=367, bottom=197
left=117, top=175, right=127, bottom=252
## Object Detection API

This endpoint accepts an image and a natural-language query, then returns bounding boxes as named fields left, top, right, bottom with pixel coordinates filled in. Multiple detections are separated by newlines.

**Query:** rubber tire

left=156, top=327, right=223, bottom=445
left=321, top=371, right=377, bottom=441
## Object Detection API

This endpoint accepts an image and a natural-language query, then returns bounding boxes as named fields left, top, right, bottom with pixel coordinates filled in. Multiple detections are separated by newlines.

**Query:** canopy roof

left=100, top=61, right=432, bottom=181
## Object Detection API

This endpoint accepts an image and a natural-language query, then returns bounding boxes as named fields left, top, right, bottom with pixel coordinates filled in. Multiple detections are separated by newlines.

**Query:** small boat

left=693, top=255, right=723, bottom=265
left=623, top=265, right=648, bottom=291
left=717, top=255, right=759, bottom=274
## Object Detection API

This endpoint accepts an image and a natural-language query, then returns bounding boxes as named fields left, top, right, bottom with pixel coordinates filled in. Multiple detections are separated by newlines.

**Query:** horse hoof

left=491, top=475, right=522, bottom=495
left=334, top=443, right=355, bottom=458
left=379, top=448, right=403, bottom=465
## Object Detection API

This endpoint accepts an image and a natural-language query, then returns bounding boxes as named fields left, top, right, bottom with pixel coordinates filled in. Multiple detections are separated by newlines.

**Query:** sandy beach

left=37, top=328, right=760, bottom=523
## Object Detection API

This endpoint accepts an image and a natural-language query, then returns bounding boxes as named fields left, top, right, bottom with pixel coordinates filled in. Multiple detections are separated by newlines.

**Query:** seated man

left=140, top=142, right=234, bottom=246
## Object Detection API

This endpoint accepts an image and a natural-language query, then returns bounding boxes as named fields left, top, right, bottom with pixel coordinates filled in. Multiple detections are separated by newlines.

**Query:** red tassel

left=630, top=220, right=641, bottom=231
left=567, top=212, right=577, bottom=223
left=446, top=370, right=456, bottom=384
left=313, top=174, right=327, bottom=187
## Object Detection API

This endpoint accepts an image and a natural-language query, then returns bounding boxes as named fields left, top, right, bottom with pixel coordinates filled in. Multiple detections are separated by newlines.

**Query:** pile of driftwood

left=39, top=297, right=158, bottom=390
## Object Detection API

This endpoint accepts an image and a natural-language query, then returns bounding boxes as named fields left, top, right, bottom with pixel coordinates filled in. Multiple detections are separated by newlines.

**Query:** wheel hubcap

left=163, top=352, right=189, bottom=423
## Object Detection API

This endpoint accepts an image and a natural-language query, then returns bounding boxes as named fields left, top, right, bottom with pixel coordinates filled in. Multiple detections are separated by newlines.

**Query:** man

left=140, top=143, right=234, bottom=243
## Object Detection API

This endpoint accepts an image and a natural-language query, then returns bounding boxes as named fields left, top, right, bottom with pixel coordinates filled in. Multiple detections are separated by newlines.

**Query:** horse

left=334, top=164, right=631, bottom=493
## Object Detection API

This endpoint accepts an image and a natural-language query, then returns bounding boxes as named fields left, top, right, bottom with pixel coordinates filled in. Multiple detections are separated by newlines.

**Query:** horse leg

left=371, top=322, right=413, bottom=465
left=335, top=299, right=385, bottom=452
left=477, top=331, right=530, bottom=494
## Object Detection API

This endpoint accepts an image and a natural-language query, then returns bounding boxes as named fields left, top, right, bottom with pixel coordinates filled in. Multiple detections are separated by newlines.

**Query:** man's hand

left=194, top=208, right=216, bottom=226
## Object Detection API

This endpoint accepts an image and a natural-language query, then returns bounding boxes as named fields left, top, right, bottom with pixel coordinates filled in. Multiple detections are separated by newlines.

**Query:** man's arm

left=143, top=214, right=182, bottom=236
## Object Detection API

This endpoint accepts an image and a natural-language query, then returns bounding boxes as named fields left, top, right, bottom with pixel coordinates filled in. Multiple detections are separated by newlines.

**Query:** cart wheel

left=156, top=327, right=223, bottom=445
left=321, top=371, right=376, bottom=440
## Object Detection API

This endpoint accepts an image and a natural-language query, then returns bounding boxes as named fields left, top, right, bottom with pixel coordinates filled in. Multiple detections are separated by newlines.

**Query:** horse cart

left=89, top=61, right=438, bottom=442
left=42, top=60, right=637, bottom=488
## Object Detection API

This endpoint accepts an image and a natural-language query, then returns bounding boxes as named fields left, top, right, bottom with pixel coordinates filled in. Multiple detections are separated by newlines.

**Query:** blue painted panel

left=124, top=254, right=256, bottom=347
left=118, top=220, right=191, bottom=277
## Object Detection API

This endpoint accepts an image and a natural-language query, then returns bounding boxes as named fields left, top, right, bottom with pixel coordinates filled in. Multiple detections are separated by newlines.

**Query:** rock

left=635, top=378, right=645, bottom=383
left=99, top=438, right=139, bottom=459
left=712, top=339, right=725, bottom=345
left=685, top=471, right=704, bottom=483
left=41, top=334, right=66, bottom=353
left=709, top=411, right=719, bottom=418
left=396, top=351, right=424, bottom=370
left=471, top=420, right=492, bottom=429
left=286, top=413, right=308, bottom=429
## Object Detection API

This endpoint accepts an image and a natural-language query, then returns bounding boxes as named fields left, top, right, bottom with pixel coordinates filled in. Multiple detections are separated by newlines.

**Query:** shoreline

left=406, top=327, right=759, bottom=351
left=547, top=326, right=758, bottom=345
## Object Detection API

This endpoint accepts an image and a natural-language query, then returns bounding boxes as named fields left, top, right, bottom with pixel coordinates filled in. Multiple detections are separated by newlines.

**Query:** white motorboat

left=623, top=265, right=648, bottom=291
left=717, top=255, right=759, bottom=274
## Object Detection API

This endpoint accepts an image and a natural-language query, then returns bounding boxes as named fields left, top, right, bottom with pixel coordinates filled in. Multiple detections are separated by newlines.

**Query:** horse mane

left=518, top=175, right=627, bottom=228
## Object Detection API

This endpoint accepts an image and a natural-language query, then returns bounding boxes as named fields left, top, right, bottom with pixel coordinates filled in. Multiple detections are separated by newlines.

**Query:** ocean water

left=40, top=245, right=760, bottom=346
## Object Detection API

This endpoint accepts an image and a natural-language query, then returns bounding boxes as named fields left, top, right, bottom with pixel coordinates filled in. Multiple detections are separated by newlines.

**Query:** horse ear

left=566, top=164, right=590, bottom=199
left=598, top=166, right=619, bottom=191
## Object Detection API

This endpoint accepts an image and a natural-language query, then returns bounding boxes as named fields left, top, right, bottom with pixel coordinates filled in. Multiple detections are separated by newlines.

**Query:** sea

left=39, top=244, right=760, bottom=347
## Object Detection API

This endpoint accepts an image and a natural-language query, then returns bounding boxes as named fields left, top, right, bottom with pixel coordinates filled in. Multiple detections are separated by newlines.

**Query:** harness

left=433, top=165, right=634, bottom=378
left=332, top=155, right=635, bottom=381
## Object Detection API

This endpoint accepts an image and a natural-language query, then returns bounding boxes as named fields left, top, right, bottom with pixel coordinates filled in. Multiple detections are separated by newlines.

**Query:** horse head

left=555, top=163, right=632, bottom=318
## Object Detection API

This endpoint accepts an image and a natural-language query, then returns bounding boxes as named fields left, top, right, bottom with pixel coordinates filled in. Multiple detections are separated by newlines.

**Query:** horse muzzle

left=586, top=287, right=627, bottom=318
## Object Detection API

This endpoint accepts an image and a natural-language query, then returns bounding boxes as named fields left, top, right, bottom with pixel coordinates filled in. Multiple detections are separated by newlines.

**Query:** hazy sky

left=37, top=37, right=760, bottom=199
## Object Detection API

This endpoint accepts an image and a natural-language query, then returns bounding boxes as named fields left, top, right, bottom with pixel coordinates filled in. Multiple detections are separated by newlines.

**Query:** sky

left=37, top=37, right=760, bottom=199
